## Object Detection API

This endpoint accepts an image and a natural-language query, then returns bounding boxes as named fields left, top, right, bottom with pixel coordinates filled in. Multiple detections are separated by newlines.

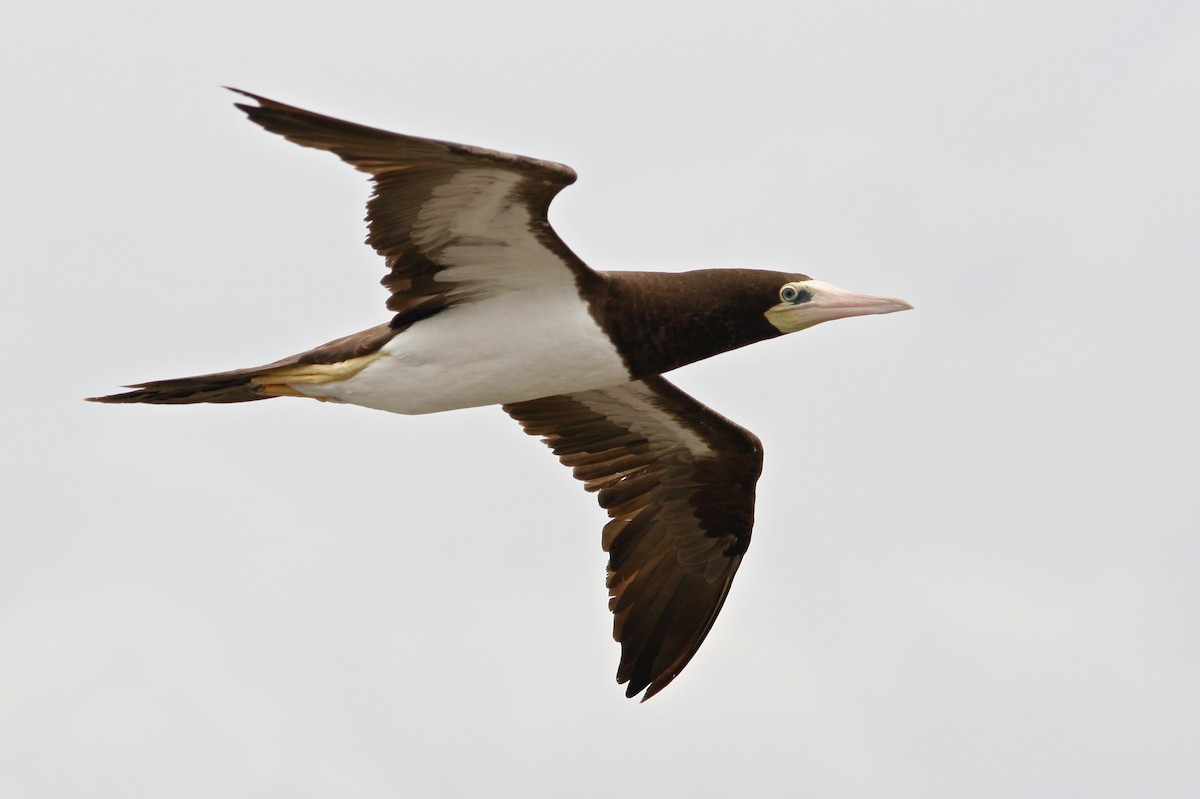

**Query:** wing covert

left=229, top=90, right=596, bottom=320
left=504, top=376, right=764, bottom=700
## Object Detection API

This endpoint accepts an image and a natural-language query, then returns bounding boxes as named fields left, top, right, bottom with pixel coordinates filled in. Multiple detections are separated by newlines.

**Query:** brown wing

left=230, top=89, right=597, bottom=321
left=504, top=376, right=764, bottom=700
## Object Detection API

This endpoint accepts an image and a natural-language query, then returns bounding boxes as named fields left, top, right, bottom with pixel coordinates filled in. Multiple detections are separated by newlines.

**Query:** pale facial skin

left=765, top=279, right=912, bottom=333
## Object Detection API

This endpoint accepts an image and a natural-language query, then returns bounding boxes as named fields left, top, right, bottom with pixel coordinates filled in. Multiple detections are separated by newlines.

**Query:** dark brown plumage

left=505, top=376, right=762, bottom=699
left=90, top=90, right=911, bottom=700
left=593, top=270, right=810, bottom=377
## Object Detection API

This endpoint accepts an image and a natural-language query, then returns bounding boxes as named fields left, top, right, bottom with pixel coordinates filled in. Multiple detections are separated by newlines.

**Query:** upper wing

left=504, top=376, right=764, bottom=700
left=231, top=89, right=597, bottom=320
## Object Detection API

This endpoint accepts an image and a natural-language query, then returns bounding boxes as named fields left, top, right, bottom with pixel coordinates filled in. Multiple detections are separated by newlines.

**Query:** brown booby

left=91, top=90, right=912, bottom=700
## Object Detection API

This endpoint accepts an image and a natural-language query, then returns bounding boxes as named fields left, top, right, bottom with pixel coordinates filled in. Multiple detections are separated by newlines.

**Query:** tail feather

left=89, top=323, right=399, bottom=406
left=87, top=362, right=291, bottom=404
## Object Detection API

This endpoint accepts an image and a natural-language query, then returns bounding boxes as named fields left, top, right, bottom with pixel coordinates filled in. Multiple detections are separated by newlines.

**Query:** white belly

left=294, top=288, right=631, bottom=414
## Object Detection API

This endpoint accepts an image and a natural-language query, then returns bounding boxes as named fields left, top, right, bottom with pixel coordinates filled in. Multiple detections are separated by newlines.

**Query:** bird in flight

left=91, top=90, right=912, bottom=700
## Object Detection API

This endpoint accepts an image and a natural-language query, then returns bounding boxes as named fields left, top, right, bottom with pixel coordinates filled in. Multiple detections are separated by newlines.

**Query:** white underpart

left=292, top=168, right=631, bottom=414
left=300, top=289, right=628, bottom=414
left=577, top=382, right=717, bottom=459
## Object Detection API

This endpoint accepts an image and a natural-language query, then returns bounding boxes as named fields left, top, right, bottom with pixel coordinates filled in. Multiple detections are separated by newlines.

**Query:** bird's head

left=765, top=278, right=912, bottom=333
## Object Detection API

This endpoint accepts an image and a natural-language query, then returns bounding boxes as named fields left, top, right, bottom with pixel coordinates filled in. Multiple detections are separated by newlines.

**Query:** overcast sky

left=3, top=1, right=1198, bottom=796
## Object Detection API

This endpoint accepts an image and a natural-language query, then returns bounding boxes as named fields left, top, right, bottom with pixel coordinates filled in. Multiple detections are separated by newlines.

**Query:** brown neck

left=589, top=269, right=805, bottom=378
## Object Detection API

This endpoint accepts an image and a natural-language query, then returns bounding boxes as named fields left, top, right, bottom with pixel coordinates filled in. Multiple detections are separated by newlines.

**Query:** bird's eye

left=780, top=284, right=811, bottom=304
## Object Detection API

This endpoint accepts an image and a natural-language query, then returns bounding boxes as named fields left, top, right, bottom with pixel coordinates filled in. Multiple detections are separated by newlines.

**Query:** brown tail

left=86, top=362, right=290, bottom=404
left=89, top=323, right=398, bottom=406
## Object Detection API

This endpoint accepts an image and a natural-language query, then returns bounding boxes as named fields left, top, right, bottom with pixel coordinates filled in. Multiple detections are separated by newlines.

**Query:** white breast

left=295, top=286, right=631, bottom=415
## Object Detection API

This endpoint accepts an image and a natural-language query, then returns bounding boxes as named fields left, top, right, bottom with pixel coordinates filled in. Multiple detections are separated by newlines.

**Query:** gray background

left=4, top=1, right=1197, bottom=796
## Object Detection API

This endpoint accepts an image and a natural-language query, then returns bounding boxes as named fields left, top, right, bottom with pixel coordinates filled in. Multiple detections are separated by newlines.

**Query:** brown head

left=594, top=269, right=912, bottom=377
